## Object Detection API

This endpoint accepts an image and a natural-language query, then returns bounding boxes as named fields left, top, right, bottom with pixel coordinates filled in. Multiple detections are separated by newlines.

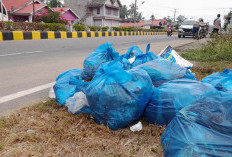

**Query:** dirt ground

left=0, top=39, right=215, bottom=157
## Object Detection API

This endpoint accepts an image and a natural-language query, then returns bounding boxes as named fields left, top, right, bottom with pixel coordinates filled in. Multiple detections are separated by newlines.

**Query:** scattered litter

left=128, top=56, right=136, bottom=64
left=26, top=129, right=35, bottom=134
left=48, top=87, right=56, bottom=99
left=159, top=45, right=193, bottom=68
left=130, top=121, right=143, bottom=132
left=66, top=92, right=91, bottom=114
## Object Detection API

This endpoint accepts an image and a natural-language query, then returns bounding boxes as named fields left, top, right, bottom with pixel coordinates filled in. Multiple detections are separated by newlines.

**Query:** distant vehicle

left=0, top=2, right=8, bottom=21
left=178, top=20, right=196, bottom=38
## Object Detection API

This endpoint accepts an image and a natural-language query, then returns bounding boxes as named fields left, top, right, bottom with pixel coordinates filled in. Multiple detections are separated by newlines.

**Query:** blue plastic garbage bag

left=144, top=79, right=217, bottom=125
left=81, top=43, right=119, bottom=80
left=70, top=65, right=154, bottom=130
left=134, top=59, right=195, bottom=87
left=161, top=116, right=232, bottom=157
left=54, top=69, right=82, bottom=105
left=202, top=68, right=232, bottom=93
left=121, top=46, right=143, bottom=59
left=180, top=92, right=232, bottom=135
left=130, top=52, right=161, bottom=68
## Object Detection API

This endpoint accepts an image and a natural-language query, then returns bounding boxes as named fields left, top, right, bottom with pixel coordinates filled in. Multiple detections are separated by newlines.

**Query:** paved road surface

left=0, top=35, right=194, bottom=116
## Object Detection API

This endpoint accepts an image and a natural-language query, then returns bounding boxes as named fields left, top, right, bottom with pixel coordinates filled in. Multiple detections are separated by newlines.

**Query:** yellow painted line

left=126, top=32, right=129, bottom=36
left=134, top=32, right=137, bottom=36
left=117, top=32, right=120, bottom=36
left=0, top=32, right=3, bottom=41
left=138, top=32, right=140, bottom=36
left=13, top=31, right=24, bottom=40
left=141, top=32, right=143, bottom=35
left=121, top=32, right=124, bottom=36
left=82, top=31, right=87, bottom=38
left=90, top=31, right=95, bottom=37
left=105, top=32, right=109, bottom=37
left=98, top=32, right=102, bottom=37
left=60, top=31, right=67, bottom=39
left=47, top=31, right=55, bottom=39
left=72, top=32, right=77, bottom=38
left=111, top=32, right=114, bottom=37
left=31, top=31, right=41, bottom=40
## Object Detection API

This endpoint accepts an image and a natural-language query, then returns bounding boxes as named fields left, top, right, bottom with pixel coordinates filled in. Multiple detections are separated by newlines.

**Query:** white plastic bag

left=130, top=121, right=143, bottom=132
left=66, top=92, right=89, bottom=114
left=49, top=87, right=56, bottom=99
left=128, top=56, right=136, bottom=64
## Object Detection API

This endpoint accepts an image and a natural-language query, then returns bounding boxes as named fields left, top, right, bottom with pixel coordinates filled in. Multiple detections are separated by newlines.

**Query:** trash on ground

left=202, top=68, right=232, bottom=93
left=53, top=69, right=82, bottom=105
left=134, top=59, right=195, bottom=87
left=159, top=45, right=193, bottom=68
left=49, top=87, right=56, bottom=99
left=66, top=92, right=91, bottom=115
left=161, top=92, right=232, bottom=157
left=71, top=62, right=154, bottom=130
left=130, top=121, right=143, bottom=132
left=81, top=43, right=119, bottom=80
left=144, top=79, right=217, bottom=125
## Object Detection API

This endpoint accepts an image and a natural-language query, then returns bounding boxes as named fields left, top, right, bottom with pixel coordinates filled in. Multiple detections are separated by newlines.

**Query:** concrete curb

left=0, top=31, right=177, bottom=41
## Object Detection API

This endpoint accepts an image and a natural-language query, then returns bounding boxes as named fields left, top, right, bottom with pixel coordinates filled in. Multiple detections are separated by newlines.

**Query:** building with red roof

left=3, top=0, right=50, bottom=22
left=52, top=7, right=79, bottom=25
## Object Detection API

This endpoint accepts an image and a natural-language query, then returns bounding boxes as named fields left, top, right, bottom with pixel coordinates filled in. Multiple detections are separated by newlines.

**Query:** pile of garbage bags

left=52, top=43, right=232, bottom=156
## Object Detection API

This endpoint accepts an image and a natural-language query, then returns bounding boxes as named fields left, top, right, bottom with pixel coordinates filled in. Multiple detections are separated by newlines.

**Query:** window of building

left=97, top=8, right=100, bottom=14
left=106, top=8, right=111, bottom=15
left=113, top=9, right=118, bottom=16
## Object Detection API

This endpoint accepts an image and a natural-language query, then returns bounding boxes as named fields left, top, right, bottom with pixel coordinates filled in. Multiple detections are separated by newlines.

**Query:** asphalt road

left=0, top=35, right=191, bottom=116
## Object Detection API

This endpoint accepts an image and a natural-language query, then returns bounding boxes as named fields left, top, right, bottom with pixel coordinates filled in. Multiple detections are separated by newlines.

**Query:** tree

left=120, top=5, right=128, bottom=20
left=48, top=0, right=63, bottom=8
left=127, top=3, right=144, bottom=22
left=150, top=14, right=155, bottom=20
left=176, top=15, right=187, bottom=24
left=163, top=16, right=173, bottom=25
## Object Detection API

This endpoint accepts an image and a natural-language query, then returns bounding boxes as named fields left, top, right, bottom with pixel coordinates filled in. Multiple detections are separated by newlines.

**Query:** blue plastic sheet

left=81, top=43, right=119, bottom=80
left=54, top=69, right=82, bottom=105
left=134, top=59, right=195, bottom=87
left=71, top=64, right=154, bottom=130
left=202, top=68, right=232, bottom=93
left=144, top=79, right=218, bottom=125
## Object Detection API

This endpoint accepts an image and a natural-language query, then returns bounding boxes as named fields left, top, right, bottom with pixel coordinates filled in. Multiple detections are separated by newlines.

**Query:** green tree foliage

left=151, top=14, right=155, bottom=20
left=120, top=3, right=144, bottom=22
left=163, top=16, right=173, bottom=25
left=120, top=5, right=129, bottom=20
left=35, top=11, right=67, bottom=24
left=48, top=0, right=63, bottom=8
left=176, top=15, right=187, bottom=24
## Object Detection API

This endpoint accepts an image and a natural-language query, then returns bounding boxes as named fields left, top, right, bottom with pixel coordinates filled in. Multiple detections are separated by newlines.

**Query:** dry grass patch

left=0, top=100, right=165, bottom=157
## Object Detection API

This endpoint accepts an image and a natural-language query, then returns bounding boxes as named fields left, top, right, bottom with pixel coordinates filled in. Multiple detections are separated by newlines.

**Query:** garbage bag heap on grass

left=53, top=43, right=199, bottom=131
left=202, top=68, right=232, bottom=93
left=161, top=92, right=232, bottom=157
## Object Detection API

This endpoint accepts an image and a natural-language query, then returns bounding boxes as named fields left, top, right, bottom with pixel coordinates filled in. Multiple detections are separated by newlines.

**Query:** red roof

left=15, top=3, right=46, bottom=14
left=151, top=19, right=167, bottom=26
left=120, top=19, right=167, bottom=27
left=52, top=7, right=69, bottom=13
left=3, top=0, right=34, bottom=11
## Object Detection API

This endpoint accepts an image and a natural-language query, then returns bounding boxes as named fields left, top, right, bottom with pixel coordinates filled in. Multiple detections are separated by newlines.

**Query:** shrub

left=41, top=23, right=66, bottom=31
left=88, top=26, right=100, bottom=31
left=0, top=22, right=6, bottom=31
left=35, top=11, right=67, bottom=24
left=102, top=26, right=109, bottom=31
left=73, top=24, right=86, bottom=31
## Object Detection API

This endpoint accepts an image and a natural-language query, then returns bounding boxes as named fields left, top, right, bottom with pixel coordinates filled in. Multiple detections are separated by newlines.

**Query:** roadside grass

left=0, top=99, right=165, bottom=157
left=181, top=34, right=232, bottom=62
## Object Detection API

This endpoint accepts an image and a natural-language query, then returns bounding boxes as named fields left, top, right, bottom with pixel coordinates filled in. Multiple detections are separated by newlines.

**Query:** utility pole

left=173, top=8, right=178, bottom=25
left=134, top=0, right=137, bottom=24
left=32, top=0, right=35, bottom=22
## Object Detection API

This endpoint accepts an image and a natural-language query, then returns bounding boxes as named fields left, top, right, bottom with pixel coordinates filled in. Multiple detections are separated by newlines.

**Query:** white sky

left=122, top=0, right=232, bottom=25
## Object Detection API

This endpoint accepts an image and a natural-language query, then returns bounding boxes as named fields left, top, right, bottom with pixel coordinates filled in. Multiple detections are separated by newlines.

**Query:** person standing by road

left=213, top=14, right=221, bottom=34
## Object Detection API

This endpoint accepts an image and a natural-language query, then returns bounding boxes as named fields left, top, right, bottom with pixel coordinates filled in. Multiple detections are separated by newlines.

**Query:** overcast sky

left=122, top=0, right=232, bottom=25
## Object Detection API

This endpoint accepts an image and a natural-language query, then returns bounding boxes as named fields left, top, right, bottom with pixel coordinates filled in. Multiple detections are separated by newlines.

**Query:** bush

left=88, top=26, right=100, bottom=31
left=35, top=11, right=67, bottom=24
left=41, top=23, right=66, bottom=31
left=73, top=24, right=86, bottom=31
left=102, top=26, right=109, bottom=31
left=0, top=22, right=6, bottom=31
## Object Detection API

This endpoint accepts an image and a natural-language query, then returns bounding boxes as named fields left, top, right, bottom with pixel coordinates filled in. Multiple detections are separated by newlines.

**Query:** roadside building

left=3, top=0, right=50, bottom=22
left=52, top=7, right=79, bottom=25
left=64, top=0, right=122, bottom=27
left=0, top=0, right=8, bottom=21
